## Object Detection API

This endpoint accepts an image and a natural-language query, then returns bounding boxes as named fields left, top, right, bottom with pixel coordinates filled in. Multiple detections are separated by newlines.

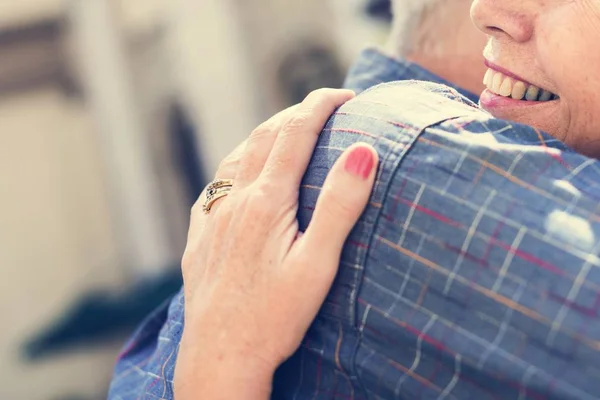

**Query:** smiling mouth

left=483, top=68, right=559, bottom=102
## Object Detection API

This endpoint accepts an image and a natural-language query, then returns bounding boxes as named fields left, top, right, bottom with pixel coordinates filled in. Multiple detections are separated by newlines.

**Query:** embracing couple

left=110, top=1, right=600, bottom=399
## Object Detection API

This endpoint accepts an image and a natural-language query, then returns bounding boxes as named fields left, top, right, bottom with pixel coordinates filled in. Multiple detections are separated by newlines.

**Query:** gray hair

left=388, top=0, right=465, bottom=56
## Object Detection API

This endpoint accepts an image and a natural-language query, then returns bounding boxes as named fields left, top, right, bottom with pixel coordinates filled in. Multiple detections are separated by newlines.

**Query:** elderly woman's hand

left=174, top=89, right=378, bottom=399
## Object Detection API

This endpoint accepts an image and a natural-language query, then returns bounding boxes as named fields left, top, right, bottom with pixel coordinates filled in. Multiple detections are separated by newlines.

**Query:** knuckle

left=306, top=87, right=332, bottom=101
left=321, top=186, right=355, bottom=217
left=305, top=88, right=337, bottom=106
left=257, top=175, right=289, bottom=197
left=215, top=164, right=237, bottom=181
left=246, top=184, right=281, bottom=218
left=281, top=111, right=311, bottom=135
left=216, top=156, right=237, bottom=176
left=249, top=120, right=276, bottom=140
left=215, top=140, right=246, bottom=178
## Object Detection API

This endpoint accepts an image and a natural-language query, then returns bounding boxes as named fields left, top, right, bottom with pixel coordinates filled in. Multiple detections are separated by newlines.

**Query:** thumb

left=302, top=143, right=378, bottom=260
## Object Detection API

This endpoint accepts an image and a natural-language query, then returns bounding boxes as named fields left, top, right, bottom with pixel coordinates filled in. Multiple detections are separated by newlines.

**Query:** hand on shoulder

left=175, top=89, right=378, bottom=400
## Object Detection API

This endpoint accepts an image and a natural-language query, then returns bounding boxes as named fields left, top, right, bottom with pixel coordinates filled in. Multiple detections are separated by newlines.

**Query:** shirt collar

left=343, top=48, right=480, bottom=104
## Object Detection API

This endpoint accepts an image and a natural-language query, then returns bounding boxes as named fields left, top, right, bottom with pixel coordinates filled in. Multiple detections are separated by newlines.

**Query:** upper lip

left=484, top=59, right=539, bottom=89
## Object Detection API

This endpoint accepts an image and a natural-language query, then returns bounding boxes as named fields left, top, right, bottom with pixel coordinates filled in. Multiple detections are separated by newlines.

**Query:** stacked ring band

left=202, top=179, right=234, bottom=214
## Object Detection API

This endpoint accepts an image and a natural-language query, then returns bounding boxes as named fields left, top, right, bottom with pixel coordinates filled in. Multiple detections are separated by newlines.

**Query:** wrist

left=175, top=332, right=277, bottom=400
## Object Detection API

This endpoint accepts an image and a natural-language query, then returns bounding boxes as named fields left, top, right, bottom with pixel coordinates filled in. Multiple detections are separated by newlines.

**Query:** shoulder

left=310, top=81, right=486, bottom=193
left=329, top=80, right=583, bottom=185
left=326, top=82, right=600, bottom=399
left=326, top=79, right=558, bottom=164
left=341, top=80, right=483, bottom=129
left=333, top=80, right=600, bottom=228
left=305, top=80, right=600, bottom=271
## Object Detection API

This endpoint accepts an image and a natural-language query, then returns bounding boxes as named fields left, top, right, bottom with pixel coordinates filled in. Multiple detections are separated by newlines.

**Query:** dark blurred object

left=0, top=18, right=78, bottom=97
left=277, top=42, right=345, bottom=105
left=23, top=270, right=182, bottom=360
left=169, top=103, right=208, bottom=206
left=365, top=0, right=392, bottom=21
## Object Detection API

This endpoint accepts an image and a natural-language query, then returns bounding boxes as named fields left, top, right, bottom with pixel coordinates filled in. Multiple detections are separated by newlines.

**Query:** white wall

left=0, top=85, right=124, bottom=399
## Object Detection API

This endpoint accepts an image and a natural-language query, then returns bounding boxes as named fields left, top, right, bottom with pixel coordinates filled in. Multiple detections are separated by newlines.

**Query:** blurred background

left=0, top=0, right=391, bottom=398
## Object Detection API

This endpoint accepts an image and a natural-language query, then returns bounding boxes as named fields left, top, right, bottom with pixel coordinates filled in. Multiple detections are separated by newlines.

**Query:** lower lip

left=479, top=89, right=541, bottom=109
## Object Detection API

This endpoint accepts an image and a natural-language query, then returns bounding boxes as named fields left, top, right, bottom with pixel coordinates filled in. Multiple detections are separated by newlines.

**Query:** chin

left=478, top=91, right=600, bottom=157
left=480, top=91, right=565, bottom=140
left=494, top=110, right=562, bottom=138
left=488, top=108, right=600, bottom=157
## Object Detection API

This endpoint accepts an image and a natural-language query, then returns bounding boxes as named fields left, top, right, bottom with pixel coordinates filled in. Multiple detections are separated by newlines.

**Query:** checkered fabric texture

left=109, top=49, right=600, bottom=400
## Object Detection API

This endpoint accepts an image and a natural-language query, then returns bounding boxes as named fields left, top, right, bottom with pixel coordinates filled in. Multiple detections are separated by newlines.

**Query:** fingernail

left=344, top=146, right=375, bottom=180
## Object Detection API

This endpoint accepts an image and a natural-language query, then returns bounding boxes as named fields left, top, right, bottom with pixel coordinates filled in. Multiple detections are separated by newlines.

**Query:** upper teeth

left=483, top=68, right=558, bottom=102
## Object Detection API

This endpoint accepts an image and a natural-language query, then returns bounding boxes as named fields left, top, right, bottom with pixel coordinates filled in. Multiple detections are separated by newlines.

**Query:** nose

left=471, top=0, right=534, bottom=43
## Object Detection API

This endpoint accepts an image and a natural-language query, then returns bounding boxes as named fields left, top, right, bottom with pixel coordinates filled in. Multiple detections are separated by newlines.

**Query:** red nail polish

left=344, top=146, right=375, bottom=180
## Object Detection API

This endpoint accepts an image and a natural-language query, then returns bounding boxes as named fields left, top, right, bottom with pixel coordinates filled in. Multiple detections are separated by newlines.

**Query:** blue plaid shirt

left=109, top=49, right=600, bottom=400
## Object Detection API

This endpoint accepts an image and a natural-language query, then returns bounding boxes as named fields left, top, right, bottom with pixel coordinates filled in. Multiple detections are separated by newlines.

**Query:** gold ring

left=202, top=179, right=234, bottom=214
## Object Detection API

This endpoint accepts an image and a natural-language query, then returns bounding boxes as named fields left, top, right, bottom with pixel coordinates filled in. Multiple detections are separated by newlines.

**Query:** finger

left=260, top=89, right=355, bottom=189
left=214, top=140, right=247, bottom=180
left=301, top=143, right=378, bottom=261
left=235, top=105, right=298, bottom=188
left=199, top=140, right=247, bottom=216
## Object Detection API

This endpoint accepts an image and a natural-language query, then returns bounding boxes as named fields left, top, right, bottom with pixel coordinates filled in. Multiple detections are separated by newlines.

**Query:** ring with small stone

left=202, top=179, right=234, bottom=214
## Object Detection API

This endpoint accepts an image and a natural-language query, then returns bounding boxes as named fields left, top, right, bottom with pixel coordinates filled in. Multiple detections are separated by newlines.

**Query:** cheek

left=553, top=42, right=600, bottom=150
left=537, top=9, right=588, bottom=91
left=564, top=95, right=600, bottom=154
left=538, top=1, right=600, bottom=69
left=537, top=6, right=600, bottom=150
